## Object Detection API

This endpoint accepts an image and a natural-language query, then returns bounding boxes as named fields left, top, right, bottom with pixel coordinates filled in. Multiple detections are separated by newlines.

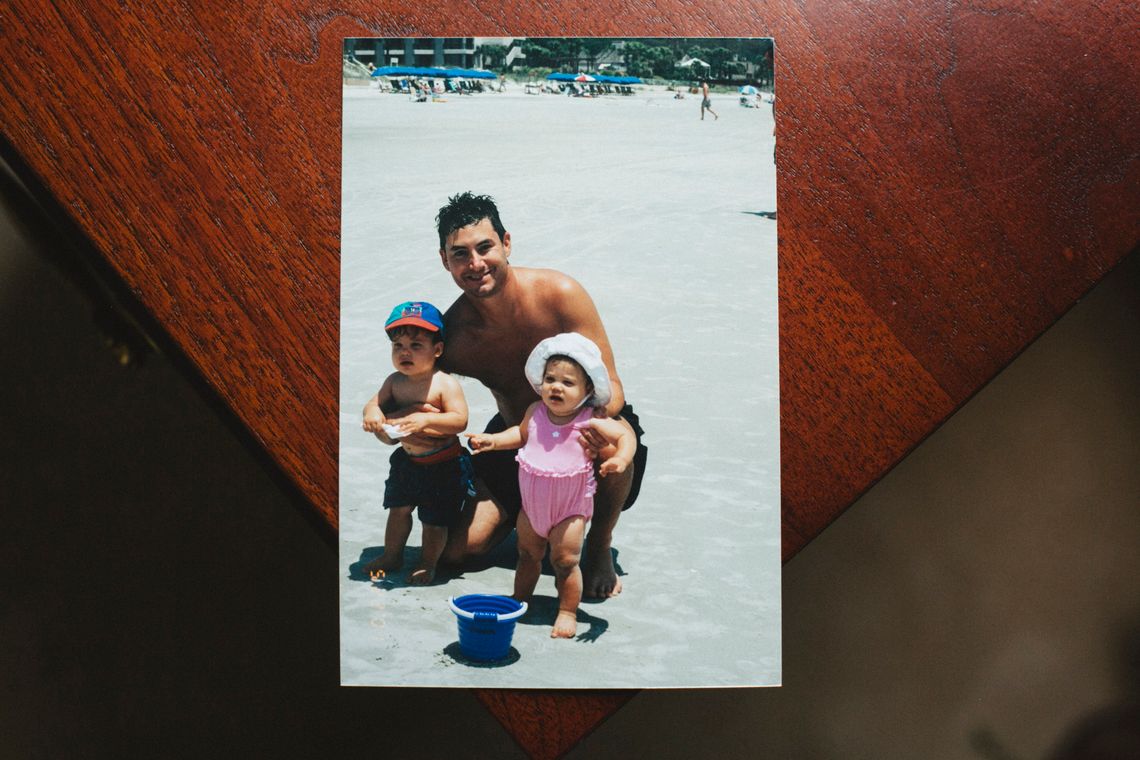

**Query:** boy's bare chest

left=389, top=376, right=439, bottom=409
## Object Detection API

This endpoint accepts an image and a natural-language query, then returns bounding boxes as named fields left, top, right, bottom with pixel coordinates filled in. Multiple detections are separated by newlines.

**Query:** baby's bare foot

left=364, top=553, right=403, bottom=580
left=409, top=566, right=436, bottom=585
left=551, top=610, right=578, bottom=638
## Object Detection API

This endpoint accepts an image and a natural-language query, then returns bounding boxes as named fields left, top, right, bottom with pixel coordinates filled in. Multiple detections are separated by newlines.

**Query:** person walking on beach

left=414, top=192, right=648, bottom=599
left=467, top=333, right=635, bottom=637
left=361, top=301, right=474, bottom=585
left=700, top=79, right=718, bottom=121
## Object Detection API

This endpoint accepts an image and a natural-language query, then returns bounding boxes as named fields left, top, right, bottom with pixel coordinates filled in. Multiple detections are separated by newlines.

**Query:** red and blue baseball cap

left=385, top=301, right=445, bottom=338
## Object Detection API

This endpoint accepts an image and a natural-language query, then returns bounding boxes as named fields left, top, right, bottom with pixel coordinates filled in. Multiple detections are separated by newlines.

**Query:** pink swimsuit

left=516, top=406, right=596, bottom=538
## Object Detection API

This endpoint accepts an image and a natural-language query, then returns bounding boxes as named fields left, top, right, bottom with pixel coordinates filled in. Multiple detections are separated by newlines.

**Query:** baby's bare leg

left=411, top=524, right=447, bottom=585
left=512, top=510, right=546, bottom=603
left=364, top=506, right=413, bottom=579
left=548, top=516, right=587, bottom=639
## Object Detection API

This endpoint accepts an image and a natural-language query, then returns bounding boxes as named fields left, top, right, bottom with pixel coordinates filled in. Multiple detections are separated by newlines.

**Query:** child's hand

left=465, top=433, right=495, bottom=453
left=599, top=456, right=630, bottom=478
left=381, top=404, right=442, bottom=445
left=394, top=412, right=431, bottom=435
left=577, top=417, right=608, bottom=456
left=362, top=408, right=385, bottom=434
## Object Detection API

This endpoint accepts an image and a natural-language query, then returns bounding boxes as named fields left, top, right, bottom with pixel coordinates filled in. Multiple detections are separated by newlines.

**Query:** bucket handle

left=448, top=597, right=527, bottom=623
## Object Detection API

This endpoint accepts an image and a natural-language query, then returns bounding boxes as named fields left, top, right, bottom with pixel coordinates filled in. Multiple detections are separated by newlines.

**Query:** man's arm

left=551, top=273, right=626, bottom=417
left=585, top=416, right=636, bottom=477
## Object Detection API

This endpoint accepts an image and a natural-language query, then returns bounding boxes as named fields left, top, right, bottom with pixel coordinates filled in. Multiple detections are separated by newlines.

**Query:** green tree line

left=517, top=38, right=773, bottom=84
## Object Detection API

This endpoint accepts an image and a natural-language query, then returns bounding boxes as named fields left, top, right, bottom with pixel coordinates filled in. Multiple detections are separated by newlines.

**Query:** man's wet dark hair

left=435, top=192, right=508, bottom=250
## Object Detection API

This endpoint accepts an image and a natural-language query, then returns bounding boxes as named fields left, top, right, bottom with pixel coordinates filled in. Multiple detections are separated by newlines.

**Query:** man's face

left=439, top=218, right=511, bottom=298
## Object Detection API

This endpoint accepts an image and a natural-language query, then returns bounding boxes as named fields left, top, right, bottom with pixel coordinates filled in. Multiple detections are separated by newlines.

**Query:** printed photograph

left=339, top=37, right=780, bottom=688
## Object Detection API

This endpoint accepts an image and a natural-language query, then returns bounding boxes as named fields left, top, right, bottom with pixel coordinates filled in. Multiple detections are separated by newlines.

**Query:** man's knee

left=442, top=497, right=512, bottom=564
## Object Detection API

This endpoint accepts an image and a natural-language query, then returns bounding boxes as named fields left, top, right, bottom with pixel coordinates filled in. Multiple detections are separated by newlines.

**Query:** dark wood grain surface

left=2, top=1, right=1136, bottom=757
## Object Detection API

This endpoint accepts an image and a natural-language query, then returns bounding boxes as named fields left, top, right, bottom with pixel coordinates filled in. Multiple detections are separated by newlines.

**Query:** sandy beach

left=339, top=83, right=780, bottom=689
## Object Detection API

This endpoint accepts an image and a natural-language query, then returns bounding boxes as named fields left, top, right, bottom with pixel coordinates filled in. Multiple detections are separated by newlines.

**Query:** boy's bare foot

left=582, top=543, right=622, bottom=598
left=551, top=610, right=578, bottom=638
left=364, top=554, right=403, bottom=580
left=409, top=566, right=436, bottom=585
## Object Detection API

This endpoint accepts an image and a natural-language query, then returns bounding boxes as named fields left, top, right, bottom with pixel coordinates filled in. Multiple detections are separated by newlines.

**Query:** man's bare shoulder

left=519, top=267, right=586, bottom=303
left=518, top=266, right=578, bottom=288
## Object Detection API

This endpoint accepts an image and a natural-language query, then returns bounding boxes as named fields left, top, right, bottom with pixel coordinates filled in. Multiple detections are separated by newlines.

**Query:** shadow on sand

left=518, top=594, right=610, bottom=643
left=744, top=210, right=777, bottom=219
left=349, top=533, right=521, bottom=587
left=440, top=642, right=522, bottom=668
left=348, top=546, right=458, bottom=588
left=349, top=540, right=623, bottom=604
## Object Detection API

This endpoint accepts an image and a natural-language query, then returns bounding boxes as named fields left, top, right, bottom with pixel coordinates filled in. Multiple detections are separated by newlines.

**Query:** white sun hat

left=524, top=332, right=612, bottom=408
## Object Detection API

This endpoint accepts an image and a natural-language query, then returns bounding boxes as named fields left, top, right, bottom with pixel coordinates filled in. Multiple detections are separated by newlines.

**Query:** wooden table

left=2, top=1, right=1136, bottom=757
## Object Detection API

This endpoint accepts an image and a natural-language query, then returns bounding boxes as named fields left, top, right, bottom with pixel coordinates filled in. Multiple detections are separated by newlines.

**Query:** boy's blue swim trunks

left=383, top=443, right=475, bottom=527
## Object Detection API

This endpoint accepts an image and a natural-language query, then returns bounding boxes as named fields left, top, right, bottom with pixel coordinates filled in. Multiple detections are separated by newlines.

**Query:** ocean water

left=340, top=86, right=780, bottom=688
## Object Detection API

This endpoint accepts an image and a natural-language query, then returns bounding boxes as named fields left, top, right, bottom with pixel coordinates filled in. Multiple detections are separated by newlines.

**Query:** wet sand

left=339, top=85, right=780, bottom=688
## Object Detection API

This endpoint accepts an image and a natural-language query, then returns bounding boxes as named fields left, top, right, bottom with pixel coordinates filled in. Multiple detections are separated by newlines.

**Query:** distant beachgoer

left=467, top=333, right=635, bottom=637
left=361, top=301, right=474, bottom=585
left=701, top=80, right=718, bottom=121
left=418, top=192, right=648, bottom=599
left=771, top=94, right=777, bottom=163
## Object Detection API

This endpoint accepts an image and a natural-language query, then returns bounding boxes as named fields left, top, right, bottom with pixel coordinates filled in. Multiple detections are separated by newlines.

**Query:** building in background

left=343, top=38, right=525, bottom=71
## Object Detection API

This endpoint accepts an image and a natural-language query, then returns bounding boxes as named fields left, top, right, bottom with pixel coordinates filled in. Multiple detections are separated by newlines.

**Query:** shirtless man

left=428, top=192, right=648, bottom=598
left=700, top=79, right=718, bottom=121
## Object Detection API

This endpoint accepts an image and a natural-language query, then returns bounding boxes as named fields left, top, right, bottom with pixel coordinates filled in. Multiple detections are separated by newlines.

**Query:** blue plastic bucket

left=449, top=594, right=528, bottom=661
